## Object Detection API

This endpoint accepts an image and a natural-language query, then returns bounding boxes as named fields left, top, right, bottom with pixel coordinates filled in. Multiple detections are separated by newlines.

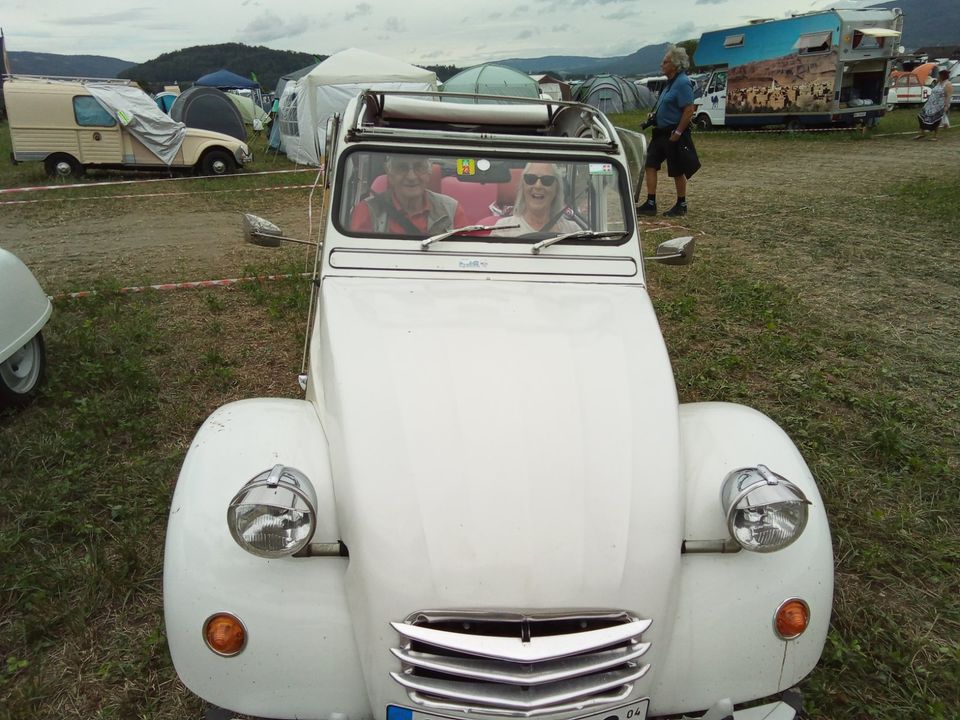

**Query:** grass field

left=0, top=110, right=958, bottom=720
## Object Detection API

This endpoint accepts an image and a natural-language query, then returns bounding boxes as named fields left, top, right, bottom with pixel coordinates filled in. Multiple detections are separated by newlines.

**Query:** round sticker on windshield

left=477, top=159, right=491, bottom=172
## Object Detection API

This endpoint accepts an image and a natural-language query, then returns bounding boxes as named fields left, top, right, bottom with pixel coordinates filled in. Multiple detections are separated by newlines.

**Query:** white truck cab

left=163, top=91, right=833, bottom=720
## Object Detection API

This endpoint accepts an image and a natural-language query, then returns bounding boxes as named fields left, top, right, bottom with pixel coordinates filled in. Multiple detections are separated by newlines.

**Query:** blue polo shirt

left=656, top=72, right=695, bottom=128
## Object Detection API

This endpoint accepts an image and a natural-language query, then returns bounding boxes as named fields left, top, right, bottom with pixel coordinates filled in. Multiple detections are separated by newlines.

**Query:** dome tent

left=195, top=69, right=260, bottom=90
left=575, top=74, right=652, bottom=114
left=441, top=64, right=540, bottom=101
left=170, top=87, right=246, bottom=141
left=282, top=48, right=437, bottom=166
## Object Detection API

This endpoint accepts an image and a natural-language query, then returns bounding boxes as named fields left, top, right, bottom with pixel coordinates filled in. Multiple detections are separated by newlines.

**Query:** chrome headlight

left=227, top=464, right=317, bottom=558
left=720, top=464, right=810, bottom=553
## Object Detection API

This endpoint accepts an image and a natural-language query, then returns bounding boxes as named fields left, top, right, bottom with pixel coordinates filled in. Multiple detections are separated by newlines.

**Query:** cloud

left=666, top=21, right=698, bottom=40
left=345, top=3, right=372, bottom=21
left=384, top=16, right=407, bottom=33
left=53, top=9, right=153, bottom=25
left=551, top=24, right=572, bottom=32
left=239, top=12, right=309, bottom=42
left=602, top=9, right=635, bottom=20
left=695, top=0, right=728, bottom=4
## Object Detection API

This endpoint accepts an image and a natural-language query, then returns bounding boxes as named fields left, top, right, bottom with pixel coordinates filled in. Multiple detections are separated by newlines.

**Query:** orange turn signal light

left=204, top=612, right=246, bottom=656
left=774, top=598, right=810, bottom=640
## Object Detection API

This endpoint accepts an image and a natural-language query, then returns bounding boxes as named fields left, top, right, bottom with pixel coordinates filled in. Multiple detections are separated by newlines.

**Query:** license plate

left=387, top=699, right=649, bottom=720
left=853, top=112, right=866, bottom=117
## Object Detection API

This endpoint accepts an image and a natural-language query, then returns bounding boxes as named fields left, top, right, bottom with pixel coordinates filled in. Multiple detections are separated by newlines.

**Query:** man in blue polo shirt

left=638, top=47, right=697, bottom=217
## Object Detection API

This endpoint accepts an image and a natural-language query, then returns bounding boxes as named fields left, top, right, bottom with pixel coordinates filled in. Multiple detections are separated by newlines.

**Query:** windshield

left=334, top=149, right=631, bottom=244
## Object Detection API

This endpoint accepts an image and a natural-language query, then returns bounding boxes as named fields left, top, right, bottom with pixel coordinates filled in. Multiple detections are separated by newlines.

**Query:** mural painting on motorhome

left=727, top=50, right=836, bottom=115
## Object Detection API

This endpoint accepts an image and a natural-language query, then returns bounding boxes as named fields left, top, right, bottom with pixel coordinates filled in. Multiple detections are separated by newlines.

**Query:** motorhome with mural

left=692, top=9, right=903, bottom=130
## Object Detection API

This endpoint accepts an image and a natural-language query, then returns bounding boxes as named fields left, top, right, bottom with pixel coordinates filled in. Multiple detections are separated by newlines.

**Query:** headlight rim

left=227, top=464, right=318, bottom=558
left=721, top=464, right=811, bottom=553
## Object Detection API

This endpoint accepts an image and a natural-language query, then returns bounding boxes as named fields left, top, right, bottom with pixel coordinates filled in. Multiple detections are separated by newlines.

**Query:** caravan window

left=852, top=30, right=883, bottom=50
left=73, top=96, right=117, bottom=127
left=794, top=31, right=832, bottom=55
left=724, top=34, right=744, bottom=48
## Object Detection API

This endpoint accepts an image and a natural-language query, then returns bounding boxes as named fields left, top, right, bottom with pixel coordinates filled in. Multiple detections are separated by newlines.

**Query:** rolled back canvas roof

left=170, top=86, right=246, bottom=141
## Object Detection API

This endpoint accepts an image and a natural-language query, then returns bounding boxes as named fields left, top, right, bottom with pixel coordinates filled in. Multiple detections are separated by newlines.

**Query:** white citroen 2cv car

left=164, top=92, right=833, bottom=720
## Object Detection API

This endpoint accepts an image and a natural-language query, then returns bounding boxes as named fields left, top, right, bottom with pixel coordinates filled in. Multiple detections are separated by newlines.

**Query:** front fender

left=163, top=398, right=368, bottom=718
left=0, top=248, right=52, bottom=363
left=648, top=402, right=834, bottom=715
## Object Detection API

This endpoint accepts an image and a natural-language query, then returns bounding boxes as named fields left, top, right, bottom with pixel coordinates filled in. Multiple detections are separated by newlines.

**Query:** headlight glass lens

left=228, top=465, right=317, bottom=558
left=721, top=465, right=810, bottom=553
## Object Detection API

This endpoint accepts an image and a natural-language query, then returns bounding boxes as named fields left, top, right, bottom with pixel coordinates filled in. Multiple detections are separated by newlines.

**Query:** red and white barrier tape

left=0, top=166, right=322, bottom=196
left=54, top=272, right=313, bottom=300
left=0, top=184, right=315, bottom=206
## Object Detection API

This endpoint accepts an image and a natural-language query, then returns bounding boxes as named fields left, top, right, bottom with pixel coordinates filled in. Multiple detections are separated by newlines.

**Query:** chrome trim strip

left=390, top=665, right=649, bottom=710
left=391, top=618, right=651, bottom=662
left=391, top=643, right=650, bottom=685
left=406, top=686, right=637, bottom=718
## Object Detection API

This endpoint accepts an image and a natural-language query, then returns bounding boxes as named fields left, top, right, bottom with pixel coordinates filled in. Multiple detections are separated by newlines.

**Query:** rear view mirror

left=647, top=236, right=695, bottom=265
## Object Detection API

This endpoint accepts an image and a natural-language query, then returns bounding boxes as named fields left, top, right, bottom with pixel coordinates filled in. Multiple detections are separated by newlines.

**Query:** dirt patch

left=0, top=132, right=954, bottom=296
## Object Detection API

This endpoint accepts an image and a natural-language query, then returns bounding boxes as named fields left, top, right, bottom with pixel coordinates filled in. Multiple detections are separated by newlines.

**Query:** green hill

left=118, top=43, right=325, bottom=91
left=869, top=0, right=960, bottom=49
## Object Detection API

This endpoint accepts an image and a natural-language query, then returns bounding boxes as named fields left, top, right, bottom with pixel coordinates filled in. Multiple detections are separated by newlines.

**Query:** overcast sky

left=4, top=0, right=873, bottom=66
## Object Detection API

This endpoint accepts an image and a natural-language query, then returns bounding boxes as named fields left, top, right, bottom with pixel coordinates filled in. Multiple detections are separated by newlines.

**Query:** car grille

left=390, top=610, right=651, bottom=717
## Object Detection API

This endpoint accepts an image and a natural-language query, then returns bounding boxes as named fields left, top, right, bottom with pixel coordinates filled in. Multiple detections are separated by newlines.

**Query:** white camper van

left=4, top=76, right=252, bottom=177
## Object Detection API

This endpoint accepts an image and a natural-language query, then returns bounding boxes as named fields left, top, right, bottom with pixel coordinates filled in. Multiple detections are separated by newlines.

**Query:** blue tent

left=195, top=69, right=259, bottom=90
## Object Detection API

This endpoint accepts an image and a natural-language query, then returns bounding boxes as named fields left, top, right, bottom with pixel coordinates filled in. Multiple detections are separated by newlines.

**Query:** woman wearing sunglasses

left=492, top=163, right=581, bottom=236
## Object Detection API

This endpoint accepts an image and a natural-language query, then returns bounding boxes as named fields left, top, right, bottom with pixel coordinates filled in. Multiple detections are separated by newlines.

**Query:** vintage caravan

left=692, top=9, right=903, bottom=130
left=4, top=76, right=252, bottom=177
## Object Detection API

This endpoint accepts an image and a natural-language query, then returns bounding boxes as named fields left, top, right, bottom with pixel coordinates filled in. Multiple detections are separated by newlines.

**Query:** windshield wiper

left=420, top=223, right=519, bottom=250
left=531, top=230, right=625, bottom=254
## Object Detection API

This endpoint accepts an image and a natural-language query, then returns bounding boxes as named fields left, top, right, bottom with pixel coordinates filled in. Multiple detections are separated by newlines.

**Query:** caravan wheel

left=44, top=154, right=84, bottom=179
left=693, top=113, right=712, bottom=130
left=199, top=150, right=236, bottom=176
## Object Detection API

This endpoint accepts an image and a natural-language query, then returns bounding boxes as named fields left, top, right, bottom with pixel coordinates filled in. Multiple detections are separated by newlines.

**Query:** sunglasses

left=523, top=173, right=558, bottom=187
left=390, top=160, right=430, bottom=174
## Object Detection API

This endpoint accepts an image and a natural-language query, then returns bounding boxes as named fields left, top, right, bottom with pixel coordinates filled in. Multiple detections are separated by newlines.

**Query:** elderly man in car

left=350, top=156, right=467, bottom=234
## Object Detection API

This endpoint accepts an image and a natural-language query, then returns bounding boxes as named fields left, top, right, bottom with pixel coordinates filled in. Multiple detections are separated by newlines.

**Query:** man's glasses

left=390, top=160, right=430, bottom=174
left=523, top=173, right=558, bottom=187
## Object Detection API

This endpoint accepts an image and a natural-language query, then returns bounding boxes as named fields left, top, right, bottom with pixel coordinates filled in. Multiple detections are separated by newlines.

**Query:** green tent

left=441, top=64, right=540, bottom=102
left=225, top=92, right=271, bottom=130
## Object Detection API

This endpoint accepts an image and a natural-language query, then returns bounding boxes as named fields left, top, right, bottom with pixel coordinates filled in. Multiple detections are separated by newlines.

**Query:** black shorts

left=645, top=127, right=684, bottom=177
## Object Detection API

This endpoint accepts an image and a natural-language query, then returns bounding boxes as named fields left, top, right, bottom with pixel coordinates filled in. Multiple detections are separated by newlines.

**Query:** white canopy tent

left=281, top=48, right=437, bottom=166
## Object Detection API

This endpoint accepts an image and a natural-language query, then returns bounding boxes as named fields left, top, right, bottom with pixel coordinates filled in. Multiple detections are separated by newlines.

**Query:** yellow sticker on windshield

left=457, top=159, right=476, bottom=175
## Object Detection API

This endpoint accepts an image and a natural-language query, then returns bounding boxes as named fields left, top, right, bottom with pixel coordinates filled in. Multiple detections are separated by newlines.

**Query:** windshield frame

left=331, top=144, right=635, bottom=249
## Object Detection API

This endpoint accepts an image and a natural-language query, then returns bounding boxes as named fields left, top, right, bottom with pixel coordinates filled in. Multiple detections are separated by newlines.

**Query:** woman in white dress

left=491, top=163, right=582, bottom=236
left=915, top=69, right=953, bottom=140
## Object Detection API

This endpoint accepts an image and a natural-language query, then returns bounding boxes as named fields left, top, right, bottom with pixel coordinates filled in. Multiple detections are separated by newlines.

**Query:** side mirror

left=241, top=213, right=316, bottom=248
left=242, top=213, right=284, bottom=247
left=647, top=235, right=695, bottom=265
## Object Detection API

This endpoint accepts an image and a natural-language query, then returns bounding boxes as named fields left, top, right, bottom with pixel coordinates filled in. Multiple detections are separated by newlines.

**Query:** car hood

left=182, top=127, right=246, bottom=148
left=316, top=275, right=683, bottom=705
